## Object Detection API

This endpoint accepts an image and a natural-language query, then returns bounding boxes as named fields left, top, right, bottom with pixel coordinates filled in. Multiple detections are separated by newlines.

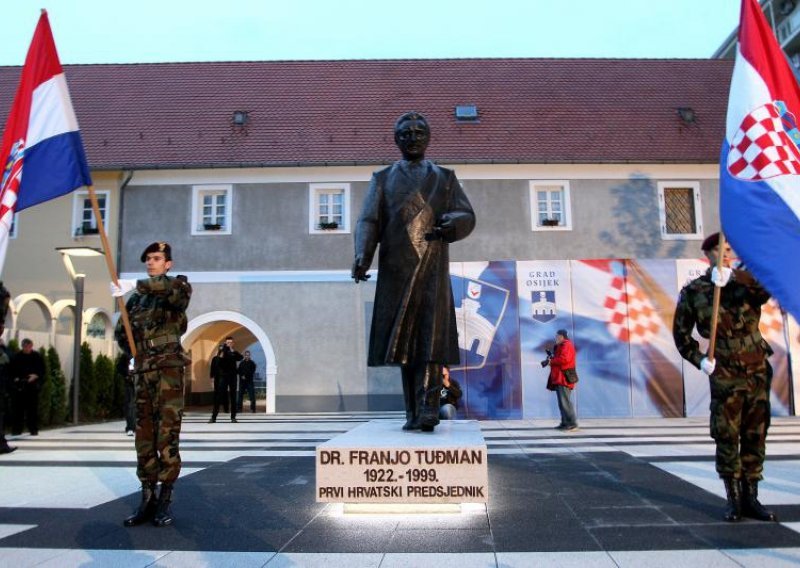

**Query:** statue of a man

left=352, top=112, right=476, bottom=432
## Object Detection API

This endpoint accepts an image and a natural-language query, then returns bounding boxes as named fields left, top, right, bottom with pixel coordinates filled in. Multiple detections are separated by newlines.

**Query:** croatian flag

left=721, top=0, right=800, bottom=321
left=0, top=11, right=92, bottom=271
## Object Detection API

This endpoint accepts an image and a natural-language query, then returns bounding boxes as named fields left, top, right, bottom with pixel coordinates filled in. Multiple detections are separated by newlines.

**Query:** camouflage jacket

left=115, top=274, right=192, bottom=371
left=673, top=267, right=771, bottom=370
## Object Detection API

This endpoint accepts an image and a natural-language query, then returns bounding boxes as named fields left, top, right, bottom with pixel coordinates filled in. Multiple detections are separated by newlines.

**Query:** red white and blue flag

left=0, top=11, right=92, bottom=271
left=721, top=0, right=800, bottom=321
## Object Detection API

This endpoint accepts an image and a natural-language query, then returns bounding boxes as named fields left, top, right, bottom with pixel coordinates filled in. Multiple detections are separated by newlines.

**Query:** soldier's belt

left=136, top=335, right=180, bottom=351
left=716, top=331, right=763, bottom=351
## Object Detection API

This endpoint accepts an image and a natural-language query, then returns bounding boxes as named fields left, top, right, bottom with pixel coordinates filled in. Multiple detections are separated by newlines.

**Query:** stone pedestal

left=316, top=419, right=488, bottom=506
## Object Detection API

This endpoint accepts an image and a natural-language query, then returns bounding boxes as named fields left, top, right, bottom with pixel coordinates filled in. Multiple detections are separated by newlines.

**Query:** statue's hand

left=434, top=213, right=457, bottom=242
left=351, top=258, right=371, bottom=283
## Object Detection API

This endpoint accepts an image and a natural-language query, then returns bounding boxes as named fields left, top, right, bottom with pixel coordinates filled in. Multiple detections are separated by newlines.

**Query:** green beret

left=140, top=241, right=172, bottom=262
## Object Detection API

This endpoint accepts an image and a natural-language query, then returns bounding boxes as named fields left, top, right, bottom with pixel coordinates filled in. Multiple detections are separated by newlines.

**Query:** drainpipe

left=115, top=170, right=134, bottom=273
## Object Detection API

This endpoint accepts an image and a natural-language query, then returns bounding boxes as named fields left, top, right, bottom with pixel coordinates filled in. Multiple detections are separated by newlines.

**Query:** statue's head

left=394, top=112, right=430, bottom=161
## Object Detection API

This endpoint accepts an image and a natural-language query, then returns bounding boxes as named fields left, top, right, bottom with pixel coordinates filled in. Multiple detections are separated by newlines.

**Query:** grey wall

left=122, top=175, right=720, bottom=273
left=121, top=172, right=721, bottom=412
left=187, top=279, right=403, bottom=412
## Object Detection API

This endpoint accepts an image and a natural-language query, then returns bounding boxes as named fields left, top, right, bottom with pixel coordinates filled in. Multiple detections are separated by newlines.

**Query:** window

left=309, top=183, right=350, bottom=234
left=529, top=181, right=572, bottom=231
left=658, top=181, right=703, bottom=240
left=455, top=105, right=479, bottom=121
left=192, top=185, right=232, bottom=235
left=86, top=314, right=108, bottom=339
left=72, top=190, right=109, bottom=237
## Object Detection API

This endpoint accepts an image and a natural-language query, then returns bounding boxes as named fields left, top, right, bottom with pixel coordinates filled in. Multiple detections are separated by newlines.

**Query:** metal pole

left=72, top=274, right=84, bottom=425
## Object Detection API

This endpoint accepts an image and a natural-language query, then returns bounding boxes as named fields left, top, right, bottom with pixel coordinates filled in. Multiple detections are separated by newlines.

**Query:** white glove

left=711, top=266, right=732, bottom=287
left=700, top=357, right=716, bottom=375
left=110, top=279, right=136, bottom=297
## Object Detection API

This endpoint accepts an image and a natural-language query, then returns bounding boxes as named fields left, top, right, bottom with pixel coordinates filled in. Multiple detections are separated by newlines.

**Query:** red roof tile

left=0, top=58, right=733, bottom=169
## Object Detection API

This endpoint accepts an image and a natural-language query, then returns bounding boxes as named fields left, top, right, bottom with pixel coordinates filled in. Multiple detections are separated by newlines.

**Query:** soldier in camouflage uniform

left=112, top=242, right=191, bottom=528
left=673, top=232, right=776, bottom=523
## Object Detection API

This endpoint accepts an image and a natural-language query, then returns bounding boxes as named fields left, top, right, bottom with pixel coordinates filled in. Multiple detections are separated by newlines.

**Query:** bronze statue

left=352, top=112, right=475, bottom=432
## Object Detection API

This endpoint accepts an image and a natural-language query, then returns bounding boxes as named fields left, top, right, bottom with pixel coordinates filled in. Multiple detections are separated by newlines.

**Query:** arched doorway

left=183, top=311, right=277, bottom=413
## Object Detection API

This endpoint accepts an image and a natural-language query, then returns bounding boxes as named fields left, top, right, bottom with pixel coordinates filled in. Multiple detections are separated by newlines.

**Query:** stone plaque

left=316, top=419, right=488, bottom=504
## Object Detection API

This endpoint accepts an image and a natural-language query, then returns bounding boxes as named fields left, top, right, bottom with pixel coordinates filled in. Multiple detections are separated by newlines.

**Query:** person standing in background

left=544, top=329, right=578, bottom=432
left=9, top=338, right=45, bottom=436
left=237, top=350, right=257, bottom=413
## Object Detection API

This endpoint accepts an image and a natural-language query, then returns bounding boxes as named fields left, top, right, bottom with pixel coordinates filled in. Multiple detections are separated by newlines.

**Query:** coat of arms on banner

left=531, top=290, right=556, bottom=323
left=467, top=281, right=482, bottom=299
left=453, top=277, right=509, bottom=370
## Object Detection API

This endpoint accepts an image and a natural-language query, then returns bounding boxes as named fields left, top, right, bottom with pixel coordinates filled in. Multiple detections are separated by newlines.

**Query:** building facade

left=3, top=57, right=796, bottom=417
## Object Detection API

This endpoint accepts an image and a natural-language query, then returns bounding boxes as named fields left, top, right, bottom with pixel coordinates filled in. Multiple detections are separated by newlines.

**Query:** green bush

left=47, top=347, right=68, bottom=425
left=78, top=342, right=96, bottom=420
left=94, top=354, right=115, bottom=419
left=37, top=346, right=53, bottom=426
left=112, top=353, right=129, bottom=418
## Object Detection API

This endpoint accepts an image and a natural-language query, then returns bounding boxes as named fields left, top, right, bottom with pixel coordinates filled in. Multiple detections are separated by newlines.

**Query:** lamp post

left=57, top=246, right=104, bottom=425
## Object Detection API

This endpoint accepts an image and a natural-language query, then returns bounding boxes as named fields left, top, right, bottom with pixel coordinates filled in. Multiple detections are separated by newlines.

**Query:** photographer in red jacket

left=544, top=329, right=578, bottom=431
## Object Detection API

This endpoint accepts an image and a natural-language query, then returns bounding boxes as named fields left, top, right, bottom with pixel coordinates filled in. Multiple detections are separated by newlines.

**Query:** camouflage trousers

left=709, top=359, right=771, bottom=481
left=134, top=366, right=185, bottom=484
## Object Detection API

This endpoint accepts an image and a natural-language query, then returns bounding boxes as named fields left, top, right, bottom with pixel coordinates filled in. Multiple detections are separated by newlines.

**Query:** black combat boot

left=722, top=477, right=742, bottom=522
left=152, top=483, right=175, bottom=527
left=742, top=479, right=777, bottom=522
left=124, top=482, right=157, bottom=527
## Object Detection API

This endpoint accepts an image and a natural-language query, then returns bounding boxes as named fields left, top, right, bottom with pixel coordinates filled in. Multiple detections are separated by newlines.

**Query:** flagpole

left=87, top=185, right=137, bottom=357
left=707, top=232, right=728, bottom=362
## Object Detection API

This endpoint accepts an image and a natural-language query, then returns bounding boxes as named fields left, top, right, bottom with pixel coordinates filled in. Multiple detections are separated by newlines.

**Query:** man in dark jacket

left=9, top=338, right=46, bottom=436
left=352, top=112, right=475, bottom=432
left=237, top=350, right=257, bottom=413
left=210, top=337, right=242, bottom=423
left=208, top=344, right=228, bottom=422
left=673, top=232, right=775, bottom=523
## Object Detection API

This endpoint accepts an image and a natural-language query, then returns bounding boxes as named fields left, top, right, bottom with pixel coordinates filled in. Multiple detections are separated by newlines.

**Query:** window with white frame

left=309, top=183, right=350, bottom=233
left=657, top=181, right=703, bottom=240
left=192, top=185, right=232, bottom=235
left=529, top=181, right=572, bottom=231
left=72, top=190, right=109, bottom=237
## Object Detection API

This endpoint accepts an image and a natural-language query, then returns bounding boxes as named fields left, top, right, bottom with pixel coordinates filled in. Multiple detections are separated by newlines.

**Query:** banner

left=516, top=260, right=573, bottom=419
left=451, top=261, right=521, bottom=420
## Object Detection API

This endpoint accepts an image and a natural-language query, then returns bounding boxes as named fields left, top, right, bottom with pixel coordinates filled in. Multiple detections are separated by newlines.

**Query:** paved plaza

left=2, top=412, right=800, bottom=567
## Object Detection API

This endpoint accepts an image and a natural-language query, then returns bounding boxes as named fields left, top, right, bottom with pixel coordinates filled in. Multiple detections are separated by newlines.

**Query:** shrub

left=37, top=346, right=53, bottom=426
left=94, top=354, right=115, bottom=419
left=47, top=347, right=68, bottom=425
left=78, top=342, right=96, bottom=420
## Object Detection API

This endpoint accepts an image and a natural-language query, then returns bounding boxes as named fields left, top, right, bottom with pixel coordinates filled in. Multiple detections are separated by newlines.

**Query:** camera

left=540, top=348, right=553, bottom=368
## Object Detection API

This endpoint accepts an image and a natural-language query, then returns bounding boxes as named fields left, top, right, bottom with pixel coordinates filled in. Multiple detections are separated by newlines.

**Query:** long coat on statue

left=355, top=159, right=475, bottom=367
